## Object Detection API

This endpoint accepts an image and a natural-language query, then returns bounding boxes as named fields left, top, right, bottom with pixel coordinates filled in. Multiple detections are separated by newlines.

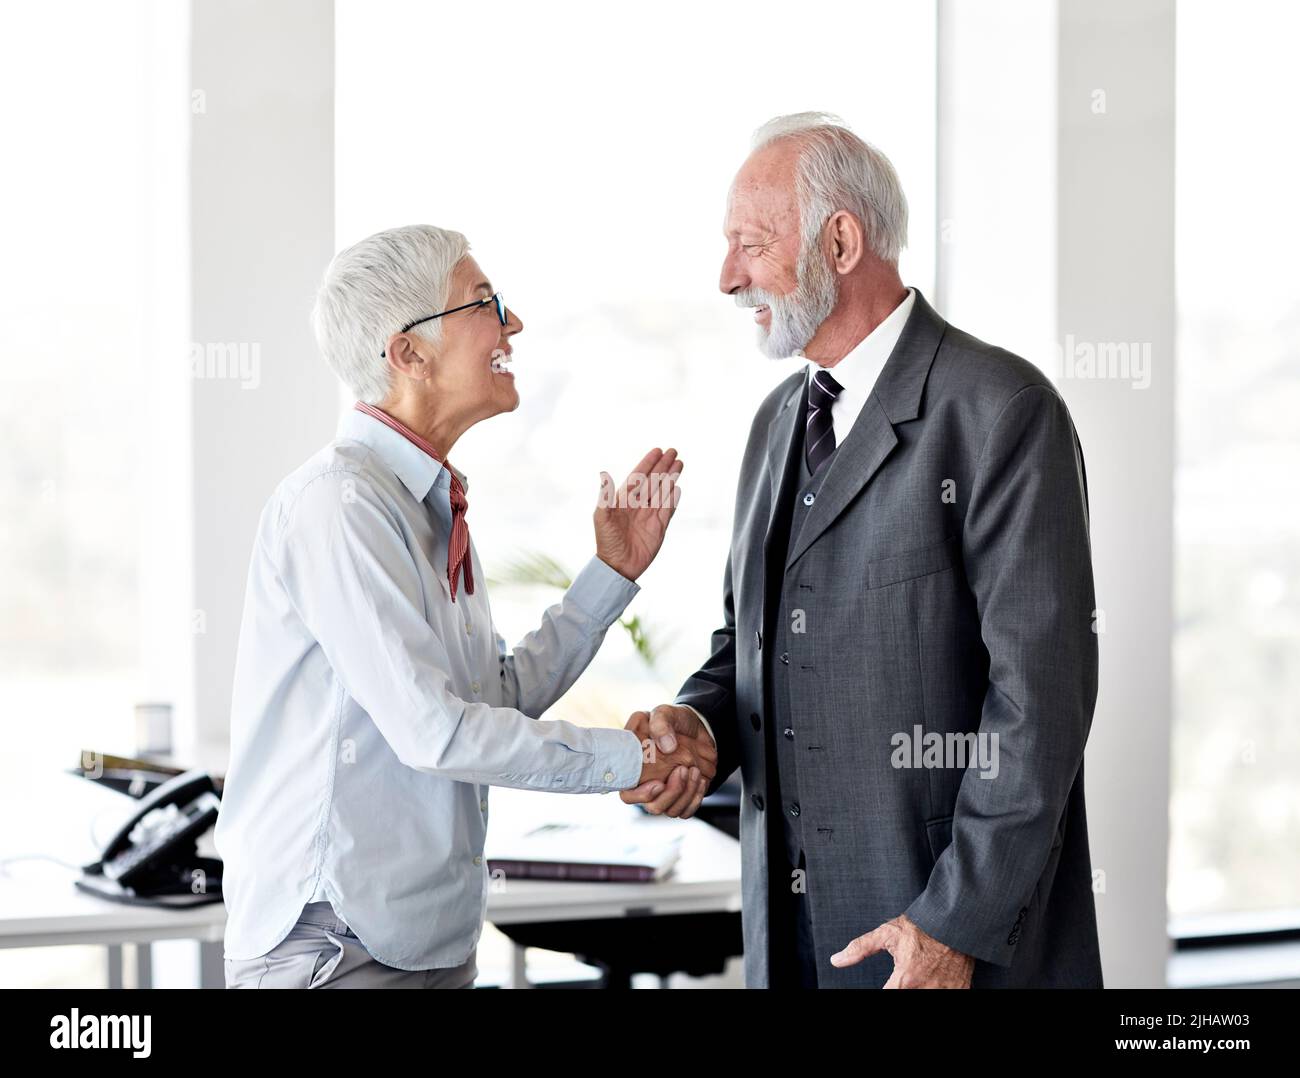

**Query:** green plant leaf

left=485, top=551, right=573, bottom=591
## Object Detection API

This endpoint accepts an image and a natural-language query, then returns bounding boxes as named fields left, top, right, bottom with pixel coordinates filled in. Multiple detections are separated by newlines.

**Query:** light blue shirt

left=214, top=408, right=645, bottom=969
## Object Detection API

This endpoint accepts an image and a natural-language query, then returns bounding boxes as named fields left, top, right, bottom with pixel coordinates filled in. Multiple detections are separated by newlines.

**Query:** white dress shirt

left=804, top=286, right=915, bottom=446
left=214, top=408, right=644, bottom=970
left=682, top=287, right=916, bottom=746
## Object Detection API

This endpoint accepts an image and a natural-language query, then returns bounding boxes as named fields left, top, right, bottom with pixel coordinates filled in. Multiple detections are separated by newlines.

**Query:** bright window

left=1171, top=0, right=1300, bottom=924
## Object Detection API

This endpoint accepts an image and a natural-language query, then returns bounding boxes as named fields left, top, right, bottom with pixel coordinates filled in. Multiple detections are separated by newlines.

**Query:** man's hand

left=593, top=448, right=684, bottom=582
left=830, top=913, right=974, bottom=988
left=620, top=705, right=716, bottom=818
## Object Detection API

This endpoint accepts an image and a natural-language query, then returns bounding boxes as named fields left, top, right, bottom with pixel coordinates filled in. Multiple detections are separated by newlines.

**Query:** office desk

left=0, top=772, right=741, bottom=988
left=0, top=769, right=226, bottom=987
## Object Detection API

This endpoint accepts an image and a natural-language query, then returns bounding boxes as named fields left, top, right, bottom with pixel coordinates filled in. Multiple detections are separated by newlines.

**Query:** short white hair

left=751, top=112, right=908, bottom=265
left=310, top=224, right=470, bottom=404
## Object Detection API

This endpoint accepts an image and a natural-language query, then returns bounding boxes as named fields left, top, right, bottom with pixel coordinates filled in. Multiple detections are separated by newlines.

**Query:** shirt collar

left=337, top=406, right=469, bottom=503
left=805, top=286, right=916, bottom=395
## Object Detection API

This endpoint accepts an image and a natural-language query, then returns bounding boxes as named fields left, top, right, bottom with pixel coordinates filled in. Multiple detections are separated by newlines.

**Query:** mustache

left=735, top=288, right=777, bottom=308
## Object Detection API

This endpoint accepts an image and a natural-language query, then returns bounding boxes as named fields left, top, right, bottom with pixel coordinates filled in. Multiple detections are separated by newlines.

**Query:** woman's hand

left=593, top=447, right=684, bottom=581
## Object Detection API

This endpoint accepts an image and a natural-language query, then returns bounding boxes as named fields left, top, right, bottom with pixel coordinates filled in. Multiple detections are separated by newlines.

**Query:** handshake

left=621, top=705, right=718, bottom=819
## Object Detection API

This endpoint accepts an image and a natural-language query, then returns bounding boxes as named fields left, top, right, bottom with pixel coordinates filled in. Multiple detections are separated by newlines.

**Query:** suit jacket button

left=789, top=802, right=801, bottom=817
left=784, top=727, right=794, bottom=740
left=752, top=794, right=765, bottom=811
left=750, top=712, right=761, bottom=731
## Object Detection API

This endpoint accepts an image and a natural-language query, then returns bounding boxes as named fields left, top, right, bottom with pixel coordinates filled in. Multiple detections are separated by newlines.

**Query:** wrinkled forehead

left=724, top=142, right=802, bottom=236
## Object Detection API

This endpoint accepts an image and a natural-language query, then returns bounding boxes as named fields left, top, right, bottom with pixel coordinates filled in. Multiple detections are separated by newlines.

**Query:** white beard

left=736, top=239, right=838, bottom=359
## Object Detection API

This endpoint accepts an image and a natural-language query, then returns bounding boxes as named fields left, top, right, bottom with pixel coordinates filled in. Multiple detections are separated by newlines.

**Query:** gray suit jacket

left=677, top=289, right=1102, bottom=988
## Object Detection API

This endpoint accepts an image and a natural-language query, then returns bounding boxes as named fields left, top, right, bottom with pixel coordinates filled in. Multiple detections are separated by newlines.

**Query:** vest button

left=803, top=491, right=816, bottom=506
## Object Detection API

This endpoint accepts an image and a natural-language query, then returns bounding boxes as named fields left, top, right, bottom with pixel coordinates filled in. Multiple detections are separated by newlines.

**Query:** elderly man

left=623, top=114, right=1103, bottom=989
left=215, top=225, right=716, bottom=988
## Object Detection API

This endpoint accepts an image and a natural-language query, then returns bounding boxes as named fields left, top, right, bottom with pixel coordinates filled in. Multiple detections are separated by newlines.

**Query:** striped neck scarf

left=354, top=401, right=474, bottom=602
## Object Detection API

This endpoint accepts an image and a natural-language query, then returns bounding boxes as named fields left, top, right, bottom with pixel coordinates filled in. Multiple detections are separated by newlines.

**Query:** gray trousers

left=224, top=901, right=478, bottom=989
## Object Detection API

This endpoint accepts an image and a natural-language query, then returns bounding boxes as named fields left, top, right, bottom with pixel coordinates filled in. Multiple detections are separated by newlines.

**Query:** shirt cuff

left=585, top=727, right=644, bottom=791
left=676, top=704, right=717, bottom=748
left=567, top=555, right=641, bottom=627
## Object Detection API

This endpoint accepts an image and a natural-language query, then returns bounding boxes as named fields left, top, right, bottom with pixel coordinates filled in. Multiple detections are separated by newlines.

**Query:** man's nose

left=503, top=305, right=523, bottom=337
left=719, top=249, right=748, bottom=296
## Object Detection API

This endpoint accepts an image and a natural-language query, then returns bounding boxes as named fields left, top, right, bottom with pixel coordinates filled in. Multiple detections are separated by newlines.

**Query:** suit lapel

left=732, top=375, right=803, bottom=637
left=784, top=288, right=947, bottom=573
left=763, top=377, right=806, bottom=555
left=785, top=397, right=897, bottom=571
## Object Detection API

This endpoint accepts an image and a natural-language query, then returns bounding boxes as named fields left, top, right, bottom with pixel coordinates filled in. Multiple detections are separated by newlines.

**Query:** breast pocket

left=867, top=535, right=961, bottom=589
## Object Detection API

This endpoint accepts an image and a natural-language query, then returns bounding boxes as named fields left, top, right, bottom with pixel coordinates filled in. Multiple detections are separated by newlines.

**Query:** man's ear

left=826, top=209, right=866, bottom=275
left=385, top=333, right=435, bottom=384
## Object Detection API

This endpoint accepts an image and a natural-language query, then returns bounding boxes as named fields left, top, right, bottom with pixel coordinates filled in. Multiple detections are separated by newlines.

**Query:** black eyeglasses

left=381, top=292, right=507, bottom=356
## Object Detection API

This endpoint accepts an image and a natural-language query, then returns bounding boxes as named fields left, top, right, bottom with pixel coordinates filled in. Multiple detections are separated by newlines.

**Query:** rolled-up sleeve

left=275, top=470, right=642, bottom=793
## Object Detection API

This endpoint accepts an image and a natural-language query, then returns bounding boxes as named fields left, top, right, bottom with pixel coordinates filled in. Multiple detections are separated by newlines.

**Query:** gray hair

left=751, top=112, right=908, bottom=265
left=310, top=224, right=470, bottom=404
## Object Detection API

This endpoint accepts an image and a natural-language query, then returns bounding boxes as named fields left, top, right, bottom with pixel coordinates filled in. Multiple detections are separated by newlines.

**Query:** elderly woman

left=215, top=225, right=716, bottom=988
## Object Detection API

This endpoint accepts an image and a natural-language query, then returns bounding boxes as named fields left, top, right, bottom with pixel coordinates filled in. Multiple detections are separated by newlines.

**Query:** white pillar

left=1056, top=0, right=1176, bottom=989
left=186, top=0, right=338, bottom=757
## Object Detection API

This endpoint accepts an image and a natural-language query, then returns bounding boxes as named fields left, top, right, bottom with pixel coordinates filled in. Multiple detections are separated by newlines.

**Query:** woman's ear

left=385, top=333, right=435, bottom=385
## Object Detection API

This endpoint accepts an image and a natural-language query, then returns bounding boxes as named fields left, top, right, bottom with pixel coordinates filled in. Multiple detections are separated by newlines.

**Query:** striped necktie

left=444, top=469, right=474, bottom=603
left=805, top=368, right=844, bottom=475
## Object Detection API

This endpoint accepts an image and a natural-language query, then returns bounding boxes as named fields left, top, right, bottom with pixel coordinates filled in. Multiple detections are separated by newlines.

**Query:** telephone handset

left=77, top=768, right=224, bottom=907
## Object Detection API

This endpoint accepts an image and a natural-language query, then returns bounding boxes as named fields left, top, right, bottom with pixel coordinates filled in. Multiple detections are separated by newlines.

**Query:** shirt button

left=603, top=771, right=615, bottom=783
left=755, top=630, right=762, bottom=650
left=480, top=799, right=488, bottom=812
left=803, top=491, right=816, bottom=506
left=471, top=680, right=481, bottom=694
left=751, top=794, right=765, bottom=811
left=465, top=621, right=474, bottom=635
left=473, top=855, right=482, bottom=866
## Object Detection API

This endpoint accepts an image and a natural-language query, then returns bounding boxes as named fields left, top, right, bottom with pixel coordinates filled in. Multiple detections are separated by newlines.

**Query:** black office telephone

left=77, top=769, right=224, bottom=908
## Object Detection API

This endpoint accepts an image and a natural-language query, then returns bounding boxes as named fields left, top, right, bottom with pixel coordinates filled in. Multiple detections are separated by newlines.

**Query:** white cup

left=134, top=701, right=173, bottom=756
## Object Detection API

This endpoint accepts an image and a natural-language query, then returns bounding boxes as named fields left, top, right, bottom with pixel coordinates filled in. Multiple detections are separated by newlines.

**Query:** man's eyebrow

left=472, top=280, right=493, bottom=295
left=725, top=226, right=773, bottom=241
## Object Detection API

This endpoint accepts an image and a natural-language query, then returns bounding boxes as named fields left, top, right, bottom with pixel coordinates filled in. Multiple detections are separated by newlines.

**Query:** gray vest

left=767, top=440, right=826, bottom=869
